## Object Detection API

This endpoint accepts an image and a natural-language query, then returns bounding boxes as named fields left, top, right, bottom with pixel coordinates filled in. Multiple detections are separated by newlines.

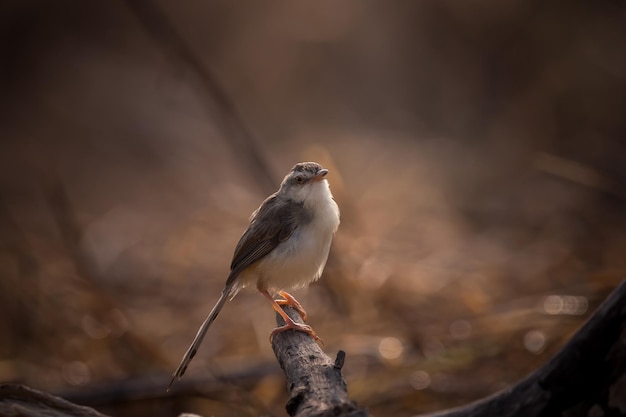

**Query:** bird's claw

left=275, top=291, right=308, bottom=321
left=270, top=321, right=324, bottom=346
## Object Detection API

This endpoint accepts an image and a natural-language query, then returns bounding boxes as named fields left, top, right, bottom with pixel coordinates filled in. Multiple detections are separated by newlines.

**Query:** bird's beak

left=312, top=169, right=329, bottom=181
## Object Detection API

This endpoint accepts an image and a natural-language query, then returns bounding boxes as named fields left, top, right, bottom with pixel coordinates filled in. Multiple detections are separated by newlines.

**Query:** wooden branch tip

left=334, top=350, right=346, bottom=370
left=272, top=306, right=371, bottom=417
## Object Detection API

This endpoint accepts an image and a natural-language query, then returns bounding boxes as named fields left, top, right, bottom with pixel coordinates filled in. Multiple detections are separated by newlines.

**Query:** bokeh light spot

left=543, top=295, right=588, bottom=315
left=81, top=314, right=109, bottom=339
left=544, top=295, right=563, bottom=314
left=378, top=337, right=403, bottom=360
left=523, top=330, right=546, bottom=354
left=422, top=335, right=445, bottom=358
left=358, top=257, right=391, bottom=289
left=410, top=370, right=431, bottom=390
left=62, top=361, right=91, bottom=386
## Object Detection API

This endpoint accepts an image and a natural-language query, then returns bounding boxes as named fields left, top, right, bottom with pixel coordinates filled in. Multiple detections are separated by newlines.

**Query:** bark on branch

left=271, top=306, right=372, bottom=417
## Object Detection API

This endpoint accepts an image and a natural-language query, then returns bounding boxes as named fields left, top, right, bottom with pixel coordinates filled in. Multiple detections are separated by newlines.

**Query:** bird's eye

left=295, top=176, right=304, bottom=184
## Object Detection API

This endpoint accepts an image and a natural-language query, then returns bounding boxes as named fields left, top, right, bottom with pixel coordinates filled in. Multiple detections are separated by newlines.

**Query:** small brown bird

left=169, top=162, right=340, bottom=389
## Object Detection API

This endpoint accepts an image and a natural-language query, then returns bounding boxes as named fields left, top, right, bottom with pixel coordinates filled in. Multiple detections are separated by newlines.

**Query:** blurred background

left=1, top=1, right=625, bottom=416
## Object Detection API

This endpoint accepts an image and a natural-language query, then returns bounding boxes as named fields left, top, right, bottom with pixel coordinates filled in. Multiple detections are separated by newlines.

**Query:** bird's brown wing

left=226, top=196, right=302, bottom=285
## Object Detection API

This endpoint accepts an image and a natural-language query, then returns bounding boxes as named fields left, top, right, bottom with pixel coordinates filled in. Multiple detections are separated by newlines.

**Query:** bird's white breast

left=254, top=179, right=339, bottom=290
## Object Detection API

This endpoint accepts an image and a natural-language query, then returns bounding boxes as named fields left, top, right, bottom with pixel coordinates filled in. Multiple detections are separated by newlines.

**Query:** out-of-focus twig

left=0, top=195, right=38, bottom=352
left=535, top=153, right=626, bottom=200
left=0, top=384, right=109, bottom=417
left=122, top=0, right=277, bottom=194
left=58, top=361, right=278, bottom=410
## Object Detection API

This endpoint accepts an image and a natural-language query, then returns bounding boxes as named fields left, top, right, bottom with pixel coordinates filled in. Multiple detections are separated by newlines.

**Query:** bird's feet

left=259, top=289, right=323, bottom=345
left=275, top=291, right=308, bottom=321
left=270, top=316, right=323, bottom=344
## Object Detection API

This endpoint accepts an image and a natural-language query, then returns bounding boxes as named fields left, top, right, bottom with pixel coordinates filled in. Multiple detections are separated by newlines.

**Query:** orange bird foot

left=270, top=317, right=323, bottom=344
left=275, top=291, right=308, bottom=321
left=259, top=289, right=323, bottom=345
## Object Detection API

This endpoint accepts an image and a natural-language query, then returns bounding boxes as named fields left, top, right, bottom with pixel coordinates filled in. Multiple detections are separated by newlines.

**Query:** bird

left=168, top=161, right=340, bottom=390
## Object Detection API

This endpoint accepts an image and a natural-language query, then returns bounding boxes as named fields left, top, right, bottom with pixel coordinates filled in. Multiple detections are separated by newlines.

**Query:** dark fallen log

left=415, top=277, right=626, bottom=417
left=0, top=384, right=109, bottom=417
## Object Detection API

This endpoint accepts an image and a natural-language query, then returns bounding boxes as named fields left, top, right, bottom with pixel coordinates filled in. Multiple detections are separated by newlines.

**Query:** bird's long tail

left=168, top=285, right=234, bottom=390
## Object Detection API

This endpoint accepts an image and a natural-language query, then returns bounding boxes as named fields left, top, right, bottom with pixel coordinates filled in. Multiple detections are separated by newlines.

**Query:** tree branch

left=271, top=306, right=371, bottom=417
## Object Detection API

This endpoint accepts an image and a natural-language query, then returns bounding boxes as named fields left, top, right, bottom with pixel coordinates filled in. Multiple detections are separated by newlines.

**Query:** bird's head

left=279, top=162, right=330, bottom=204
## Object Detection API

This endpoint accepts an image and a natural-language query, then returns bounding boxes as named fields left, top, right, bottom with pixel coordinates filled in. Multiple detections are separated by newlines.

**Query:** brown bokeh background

left=1, top=1, right=625, bottom=416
